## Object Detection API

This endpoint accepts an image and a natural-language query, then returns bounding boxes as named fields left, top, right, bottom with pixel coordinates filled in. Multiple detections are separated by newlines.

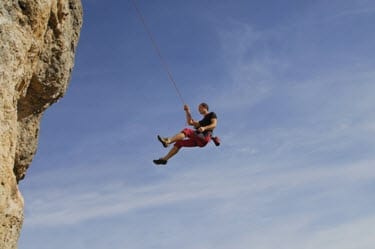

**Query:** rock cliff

left=0, top=0, right=82, bottom=248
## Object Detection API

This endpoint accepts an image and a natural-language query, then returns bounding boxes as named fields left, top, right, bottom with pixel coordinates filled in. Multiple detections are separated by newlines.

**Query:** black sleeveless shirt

left=198, top=112, right=217, bottom=133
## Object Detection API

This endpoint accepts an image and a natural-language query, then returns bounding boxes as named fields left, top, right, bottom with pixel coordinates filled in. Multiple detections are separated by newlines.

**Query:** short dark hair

left=200, top=102, right=209, bottom=111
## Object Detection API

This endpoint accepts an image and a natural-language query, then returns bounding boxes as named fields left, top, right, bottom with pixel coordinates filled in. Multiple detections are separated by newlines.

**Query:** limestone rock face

left=0, top=1, right=82, bottom=248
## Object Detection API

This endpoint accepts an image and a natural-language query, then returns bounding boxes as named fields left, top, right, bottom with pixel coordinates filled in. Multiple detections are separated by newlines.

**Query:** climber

left=153, top=102, right=218, bottom=165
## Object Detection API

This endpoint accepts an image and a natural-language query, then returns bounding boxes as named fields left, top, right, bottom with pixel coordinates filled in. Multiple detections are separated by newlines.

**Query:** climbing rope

left=130, top=0, right=186, bottom=105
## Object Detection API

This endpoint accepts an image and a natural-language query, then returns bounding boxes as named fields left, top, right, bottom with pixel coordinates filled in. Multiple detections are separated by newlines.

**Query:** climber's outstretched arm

left=184, top=104, right=200, bottom=128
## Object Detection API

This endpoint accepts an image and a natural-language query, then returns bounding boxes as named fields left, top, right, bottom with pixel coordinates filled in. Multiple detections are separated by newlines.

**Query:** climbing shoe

left=157, top=135, right=169, bottom=148
left=153, top=158, right=167, bottom=165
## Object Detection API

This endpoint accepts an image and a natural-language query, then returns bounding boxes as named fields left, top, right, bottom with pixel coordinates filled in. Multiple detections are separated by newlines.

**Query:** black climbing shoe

left=153, top=158, right=167, bottom=165
left=157, top=135, right=169, bottom=148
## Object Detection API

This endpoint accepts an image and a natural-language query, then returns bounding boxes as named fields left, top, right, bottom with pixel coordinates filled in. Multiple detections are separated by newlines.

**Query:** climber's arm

left=184, top=105, right=200, bottom=127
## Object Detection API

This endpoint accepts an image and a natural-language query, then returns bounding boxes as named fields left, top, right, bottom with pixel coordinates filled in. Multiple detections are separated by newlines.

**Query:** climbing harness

left=130, top=0, right=185, bottom=104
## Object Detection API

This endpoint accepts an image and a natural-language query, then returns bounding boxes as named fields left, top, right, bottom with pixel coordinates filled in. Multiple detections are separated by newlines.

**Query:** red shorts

left=174, top=128, right=211, bottom=149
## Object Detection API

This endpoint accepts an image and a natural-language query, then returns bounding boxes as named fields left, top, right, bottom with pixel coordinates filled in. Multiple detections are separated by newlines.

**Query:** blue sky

left=18, top=0, right=375, bottom=248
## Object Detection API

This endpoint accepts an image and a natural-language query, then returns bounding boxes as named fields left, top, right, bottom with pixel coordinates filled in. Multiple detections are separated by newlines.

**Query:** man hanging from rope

left=153, top=103, right=218, bottom=165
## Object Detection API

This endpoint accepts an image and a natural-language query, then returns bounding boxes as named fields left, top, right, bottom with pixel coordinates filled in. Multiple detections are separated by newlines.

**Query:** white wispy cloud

left=220, top=214, right=375, bottom=249
left=212, top=21, right=280, bottom=110
left=210, top=15, right=375, bottom=162
left=23, top=154, right=375, bottom=228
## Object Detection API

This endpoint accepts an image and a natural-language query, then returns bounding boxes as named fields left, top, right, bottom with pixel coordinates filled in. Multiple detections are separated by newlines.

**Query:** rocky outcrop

left=0, top=1, right=82, bottom=248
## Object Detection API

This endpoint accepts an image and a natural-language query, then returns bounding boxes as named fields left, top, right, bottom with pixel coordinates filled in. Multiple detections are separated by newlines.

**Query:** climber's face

left=198, top=104, right=208, bottom=115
